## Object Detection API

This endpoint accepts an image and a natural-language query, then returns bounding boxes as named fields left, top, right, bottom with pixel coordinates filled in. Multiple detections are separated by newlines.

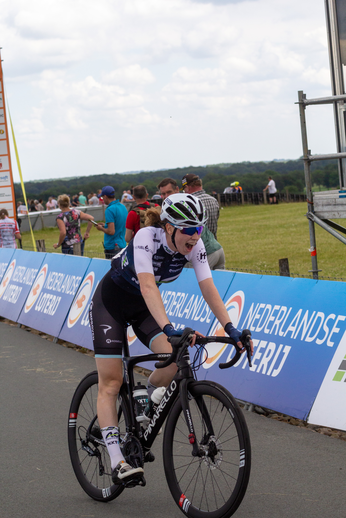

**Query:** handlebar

left=155, top=328, right=252, bottom=370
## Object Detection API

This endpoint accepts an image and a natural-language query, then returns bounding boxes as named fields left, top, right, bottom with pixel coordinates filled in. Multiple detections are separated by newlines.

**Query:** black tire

left=68, top=371, right=130, bottom=502
left=163, top=381, right=251, bottom=518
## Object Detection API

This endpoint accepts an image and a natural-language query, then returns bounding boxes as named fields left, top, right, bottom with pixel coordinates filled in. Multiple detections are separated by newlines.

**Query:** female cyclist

left=89, top=193, right=253, bottom=484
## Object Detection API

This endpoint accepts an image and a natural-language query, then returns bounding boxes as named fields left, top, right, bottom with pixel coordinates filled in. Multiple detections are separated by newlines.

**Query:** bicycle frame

left=121, top=336, right=209, bottom=454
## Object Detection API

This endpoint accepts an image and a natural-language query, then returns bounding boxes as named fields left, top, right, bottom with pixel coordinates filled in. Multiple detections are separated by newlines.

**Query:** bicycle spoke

left=164, top=382, right=250, bottom=517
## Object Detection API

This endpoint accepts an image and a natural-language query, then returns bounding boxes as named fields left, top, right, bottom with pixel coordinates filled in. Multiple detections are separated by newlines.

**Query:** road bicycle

left=68, top=327, right=252, bottom=518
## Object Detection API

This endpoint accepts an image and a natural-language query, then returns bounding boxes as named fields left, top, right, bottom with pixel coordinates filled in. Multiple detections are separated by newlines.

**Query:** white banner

left=0, top=156, right=10, bottom=171
left=0, top=201, right=15, bottom=217
left=0, top=186, right=13, bottom=203
left=0, top=55, right=16, bottom=219
left=0, top=140, right=8, bottom=155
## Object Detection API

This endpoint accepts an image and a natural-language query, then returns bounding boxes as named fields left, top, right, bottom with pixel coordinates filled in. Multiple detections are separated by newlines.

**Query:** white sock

left=101, top=426, right=125, bottom=470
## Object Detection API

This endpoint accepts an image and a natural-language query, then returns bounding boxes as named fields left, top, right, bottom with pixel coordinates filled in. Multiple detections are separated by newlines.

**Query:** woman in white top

left=89, top=193, right=253, bottom=484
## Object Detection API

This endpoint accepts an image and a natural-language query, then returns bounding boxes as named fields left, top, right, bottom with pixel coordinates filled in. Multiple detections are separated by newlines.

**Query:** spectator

left=35, top=199, right=44, bottom=211
left=0, top=208, right=21, bottom=248
left=53, top=194, right=94, bottom=255
left=17, top=201, right=28, bottom=216
left=46, top=197, right=56, bottom=210
left=157, top=178, right=179, bottom=199
left=72, top=194, right=79, bottom=207
left=89, top=192, right=99, bottom=206
left=151, top=191, right=162, bottom=200
left=51, top=196, right=58, bottom=208
left=78, top=191, right=87, bottom=206
left=121, top=190, right=134, bottom=203
left=263, top=176, right=277, bottom=204
left=223, top=184, right=233, bottom=194
left=29, top=199, right=37, bottom=212
left=181, top=174, right=225, bottom=270
left=125, top=185, right=159, bottom=243
left=181, top=174, right=220, bottom=238
left=97, top=189, right=105, bottom=204
left=95, top=186, right=128, bottom=259
left=231, top=181, right=242, bottom=193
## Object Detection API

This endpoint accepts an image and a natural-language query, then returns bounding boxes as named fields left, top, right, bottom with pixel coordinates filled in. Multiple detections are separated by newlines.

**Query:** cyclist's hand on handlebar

left=225, top=322, right=253, bottom=356
left=163, top=323, right=184, bottom=337
left=163, top=324, right=204, bottom=347
left=190, top=330, right=204, bottom=347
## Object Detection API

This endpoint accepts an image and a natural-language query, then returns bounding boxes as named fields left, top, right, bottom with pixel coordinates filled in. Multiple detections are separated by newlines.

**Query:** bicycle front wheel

left=163, top=381, right=251, bottom=518
left=68, top=371, right=130, bottom=502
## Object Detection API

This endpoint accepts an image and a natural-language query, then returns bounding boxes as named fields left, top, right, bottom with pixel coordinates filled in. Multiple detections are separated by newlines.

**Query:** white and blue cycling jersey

left=110, top=226, right=212, bottom=294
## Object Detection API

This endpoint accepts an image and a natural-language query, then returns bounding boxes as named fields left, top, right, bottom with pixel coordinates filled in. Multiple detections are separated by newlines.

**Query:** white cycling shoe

left=111, top=461, right=144, bottom=484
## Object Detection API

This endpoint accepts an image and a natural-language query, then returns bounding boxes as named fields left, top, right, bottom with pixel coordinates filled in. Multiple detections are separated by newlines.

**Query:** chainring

left=122, top=435, right=144, bottom=469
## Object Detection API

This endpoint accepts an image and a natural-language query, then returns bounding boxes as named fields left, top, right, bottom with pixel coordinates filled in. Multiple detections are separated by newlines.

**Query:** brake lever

left=218, top=329, right=252, bottom=369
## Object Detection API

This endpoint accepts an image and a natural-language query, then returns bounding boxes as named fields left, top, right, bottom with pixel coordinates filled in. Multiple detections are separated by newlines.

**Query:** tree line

left=14, top=159, right=340, bottom=201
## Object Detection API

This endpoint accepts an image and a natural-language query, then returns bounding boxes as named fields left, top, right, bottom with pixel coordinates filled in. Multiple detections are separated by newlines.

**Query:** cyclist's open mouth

left=185, top=241, right=197, bottom=253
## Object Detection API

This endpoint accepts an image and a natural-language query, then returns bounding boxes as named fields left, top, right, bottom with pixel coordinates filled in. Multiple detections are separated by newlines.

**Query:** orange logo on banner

left=67, top=272, right=94, bottom=328
left=203, top=291, right=245, bottom=368
left=24, top=264, right=48, bottom=313
left=0, top=259, right=16, bottom=299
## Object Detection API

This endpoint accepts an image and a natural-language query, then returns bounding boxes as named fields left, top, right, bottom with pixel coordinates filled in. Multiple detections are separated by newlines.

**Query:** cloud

left=1, top=0, right=333, bottom=181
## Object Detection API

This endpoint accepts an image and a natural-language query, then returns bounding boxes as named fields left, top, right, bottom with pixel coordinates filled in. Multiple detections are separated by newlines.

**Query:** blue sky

left=1, top=0, right=336, bottom=182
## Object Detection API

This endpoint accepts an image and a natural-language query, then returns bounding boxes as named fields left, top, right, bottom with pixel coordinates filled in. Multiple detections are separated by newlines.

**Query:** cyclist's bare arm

left=137, top=272, right=171, bottom=330
left=199, top=277, right=253, bottom=355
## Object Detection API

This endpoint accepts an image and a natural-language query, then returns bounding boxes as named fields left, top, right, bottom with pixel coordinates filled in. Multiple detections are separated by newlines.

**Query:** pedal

left=144, top=449, right=155, bottom=463
left=124, top=474, right=146, bottom=488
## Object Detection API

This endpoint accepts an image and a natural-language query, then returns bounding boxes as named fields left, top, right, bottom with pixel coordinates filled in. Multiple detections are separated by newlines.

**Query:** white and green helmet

left=160, top=193, right=208, bottom=228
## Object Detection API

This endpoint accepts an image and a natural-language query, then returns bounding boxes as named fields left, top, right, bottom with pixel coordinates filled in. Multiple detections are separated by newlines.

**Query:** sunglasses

left=180, top=226, right=203, bottom=236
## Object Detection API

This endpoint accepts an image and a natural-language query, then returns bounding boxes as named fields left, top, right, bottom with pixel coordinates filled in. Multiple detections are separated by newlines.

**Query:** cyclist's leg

left=90, top=277, right=144, bottom=481
left=149, top=334, right=177, bottom=388
left=95, top=357, right=123, bottom=429
left=133, top=316, right=177, bottom=390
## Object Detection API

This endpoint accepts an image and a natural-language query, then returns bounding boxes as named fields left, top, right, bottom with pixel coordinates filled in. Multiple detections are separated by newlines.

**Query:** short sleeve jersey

left=0, top=217, right=20, bottom=248
left=110, top=226, right=212, bottom=294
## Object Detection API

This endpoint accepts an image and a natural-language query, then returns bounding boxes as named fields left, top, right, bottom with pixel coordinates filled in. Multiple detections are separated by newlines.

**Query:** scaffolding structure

left=297, top=0, right=346, bottom=279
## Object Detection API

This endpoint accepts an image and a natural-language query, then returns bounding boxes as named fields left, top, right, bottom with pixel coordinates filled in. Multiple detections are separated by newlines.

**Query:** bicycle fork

left=179, top=379, right=214, bottom=458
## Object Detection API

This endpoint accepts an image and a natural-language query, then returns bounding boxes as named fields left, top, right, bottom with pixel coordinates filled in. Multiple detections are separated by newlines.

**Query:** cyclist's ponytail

left=144, top=206, right=165, bottom=228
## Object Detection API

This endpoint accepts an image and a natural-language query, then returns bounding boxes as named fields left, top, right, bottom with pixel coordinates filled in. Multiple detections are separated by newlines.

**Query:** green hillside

left=15, top=159, right=339, bottom=201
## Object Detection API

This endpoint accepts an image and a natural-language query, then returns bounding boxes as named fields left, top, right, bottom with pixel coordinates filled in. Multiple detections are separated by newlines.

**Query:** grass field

left=20, top=202, right=346, bottom=280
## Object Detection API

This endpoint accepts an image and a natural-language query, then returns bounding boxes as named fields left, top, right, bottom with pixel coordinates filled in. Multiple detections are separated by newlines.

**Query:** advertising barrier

left=0, top=248, right=345, bottom=430
left=0, top=248, right=15, bottom=283
left=0, top=249, right=46, bottom=321
left=308, top=329, right=346, bottom=430
left=200, top=273, right=346, bottom=421
left=59, top=258, right=110, bottom=349
left=18, top=253, right=91, bottom=337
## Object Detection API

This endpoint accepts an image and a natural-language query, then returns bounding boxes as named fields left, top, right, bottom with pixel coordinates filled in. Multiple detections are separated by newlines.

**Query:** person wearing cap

left=181, top=174, right=225, bottom=270
left=181, top=174, right=220, bottom=238
left=95, top=186, right=128, bottom=259
left=78, top=191, right=87, bottom=206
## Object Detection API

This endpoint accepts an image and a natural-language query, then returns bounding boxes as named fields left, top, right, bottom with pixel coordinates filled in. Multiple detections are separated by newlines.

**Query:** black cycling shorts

left=89, top=270, right=163, bottom=358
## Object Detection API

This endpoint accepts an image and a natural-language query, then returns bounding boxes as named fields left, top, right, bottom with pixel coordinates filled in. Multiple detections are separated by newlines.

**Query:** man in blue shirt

left=96, top=186, right=128, bottom=259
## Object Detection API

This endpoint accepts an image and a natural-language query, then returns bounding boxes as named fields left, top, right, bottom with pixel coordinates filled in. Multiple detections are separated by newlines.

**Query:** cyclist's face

left=166, top=224, right=200, bottom=255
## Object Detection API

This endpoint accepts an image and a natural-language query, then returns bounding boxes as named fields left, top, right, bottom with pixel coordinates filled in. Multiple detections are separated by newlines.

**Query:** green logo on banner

left=333, top=356, right=346, bottom=382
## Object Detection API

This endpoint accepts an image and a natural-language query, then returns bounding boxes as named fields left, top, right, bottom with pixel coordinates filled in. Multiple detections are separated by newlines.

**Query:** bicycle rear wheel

left=67, top=371, right=130, bottom=502
left=163, top=381, right=251, bottom=518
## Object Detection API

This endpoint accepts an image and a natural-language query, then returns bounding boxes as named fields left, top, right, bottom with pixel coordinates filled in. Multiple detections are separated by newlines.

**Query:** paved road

left=1, top=321, right=345, bottom=518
